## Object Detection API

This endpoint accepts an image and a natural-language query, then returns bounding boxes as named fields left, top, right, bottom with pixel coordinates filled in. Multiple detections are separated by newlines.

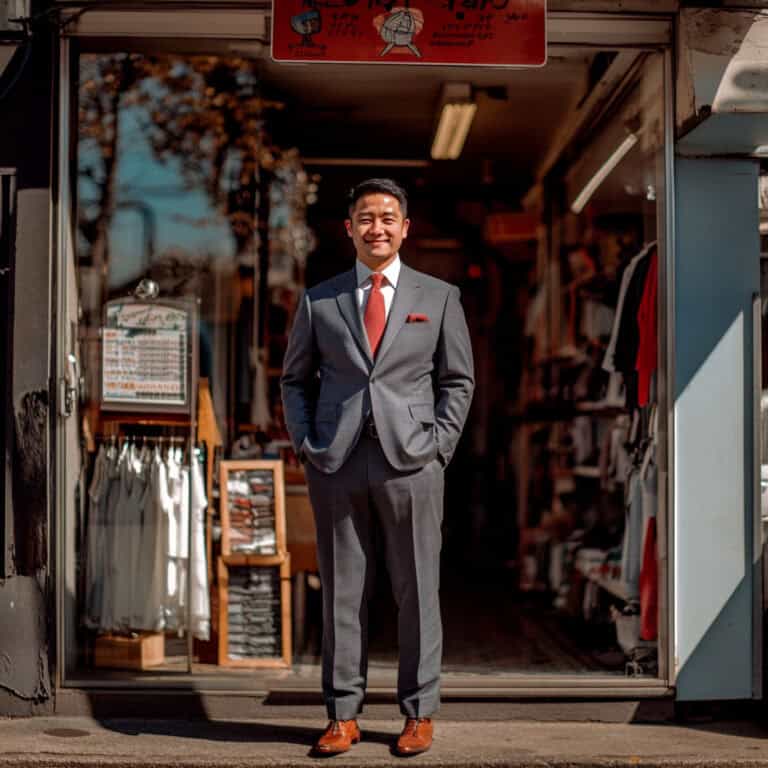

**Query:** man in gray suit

left=281, top=179, right=474, bottom=756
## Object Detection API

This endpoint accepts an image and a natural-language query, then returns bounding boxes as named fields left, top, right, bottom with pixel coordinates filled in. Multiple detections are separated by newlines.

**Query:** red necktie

left=364, top=272, right=386, bottom=358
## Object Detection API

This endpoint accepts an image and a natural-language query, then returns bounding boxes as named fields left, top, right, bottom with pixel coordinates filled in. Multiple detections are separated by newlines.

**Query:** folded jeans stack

left=227, top=567, right=282, bottom=659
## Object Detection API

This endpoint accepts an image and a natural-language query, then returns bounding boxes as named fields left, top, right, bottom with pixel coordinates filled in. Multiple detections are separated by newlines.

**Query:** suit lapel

left=374, top=264, right=422, bottom=368
left=335, top=269, right=373, bottom=367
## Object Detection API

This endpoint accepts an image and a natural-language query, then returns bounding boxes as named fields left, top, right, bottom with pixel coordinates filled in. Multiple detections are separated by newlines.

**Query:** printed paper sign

left=272, top=1, right=546, bottom=67
left=101, top=302, right=189, bottom=408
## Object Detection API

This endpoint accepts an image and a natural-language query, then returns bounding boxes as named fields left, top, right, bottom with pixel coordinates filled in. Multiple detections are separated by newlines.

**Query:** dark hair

left=347, top=178, right=408, bottom=218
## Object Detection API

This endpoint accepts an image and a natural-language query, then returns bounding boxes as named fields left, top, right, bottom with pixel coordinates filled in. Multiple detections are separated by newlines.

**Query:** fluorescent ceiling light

left=431, top=84, right=477, bottom=161
left=570, top=133, right=639, bottom=214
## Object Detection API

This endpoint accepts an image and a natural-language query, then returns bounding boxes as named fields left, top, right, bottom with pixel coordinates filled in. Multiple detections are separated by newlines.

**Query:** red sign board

left=271, top=1, right=546, bottom=68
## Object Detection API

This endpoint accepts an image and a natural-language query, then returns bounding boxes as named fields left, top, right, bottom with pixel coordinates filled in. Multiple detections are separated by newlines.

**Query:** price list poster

left=102, top=302, right=190, bottom=410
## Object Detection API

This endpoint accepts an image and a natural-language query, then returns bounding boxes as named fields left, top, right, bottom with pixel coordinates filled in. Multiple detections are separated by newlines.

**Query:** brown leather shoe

left=313, top=719, right=361, bottom=755
left=395, top=717, right=433, bottom=756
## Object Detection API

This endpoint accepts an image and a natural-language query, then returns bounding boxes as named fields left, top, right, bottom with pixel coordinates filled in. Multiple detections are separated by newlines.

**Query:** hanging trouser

left=305, top=431, right=444, bottom=720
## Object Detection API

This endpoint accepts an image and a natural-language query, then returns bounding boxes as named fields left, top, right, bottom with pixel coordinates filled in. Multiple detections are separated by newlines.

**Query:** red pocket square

left=406, top=313, right=429, bottom=323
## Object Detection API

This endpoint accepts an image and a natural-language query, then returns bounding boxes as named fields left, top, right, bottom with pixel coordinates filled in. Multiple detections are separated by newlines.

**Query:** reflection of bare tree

left=136, top=56, right=283, bottom=263
left=78, top=54, right=141, bottom=270
left=78, top=53, right=284, bottom=270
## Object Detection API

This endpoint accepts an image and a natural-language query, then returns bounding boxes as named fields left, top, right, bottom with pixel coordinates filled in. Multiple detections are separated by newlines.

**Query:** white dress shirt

left=355, top=255, right=400, bottom=320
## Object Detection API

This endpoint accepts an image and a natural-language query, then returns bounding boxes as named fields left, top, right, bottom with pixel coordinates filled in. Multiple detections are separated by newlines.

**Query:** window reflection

left=73, top=52, right=313, bottom=678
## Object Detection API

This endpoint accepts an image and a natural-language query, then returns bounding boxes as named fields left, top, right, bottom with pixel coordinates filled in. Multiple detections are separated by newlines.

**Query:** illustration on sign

left=272, top=1, right=547, bottom=68
left=291, top=9, right=322, bottom=46
left=376, top=8, right=424, bottom=58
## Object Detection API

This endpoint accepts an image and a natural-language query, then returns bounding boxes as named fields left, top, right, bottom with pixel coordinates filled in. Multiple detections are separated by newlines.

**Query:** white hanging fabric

left=189, top=453, right=210, bottom=641
left=83, top=440, right=210, bottom=640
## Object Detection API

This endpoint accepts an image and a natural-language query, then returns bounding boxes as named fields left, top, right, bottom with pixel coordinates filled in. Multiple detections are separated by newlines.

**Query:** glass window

left=64, top=42, right=667, bottom=684
left=68, top=49, right=312, bottom=682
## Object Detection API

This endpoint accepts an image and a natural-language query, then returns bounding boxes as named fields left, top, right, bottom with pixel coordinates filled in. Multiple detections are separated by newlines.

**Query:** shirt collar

left=356, top=255, right=401, bottom=289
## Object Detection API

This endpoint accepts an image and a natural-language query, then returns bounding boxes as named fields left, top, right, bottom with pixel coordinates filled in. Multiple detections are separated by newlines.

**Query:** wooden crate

left=94, top=632, right=165, bottom=670
left=217, top=553, right=292, bottom=668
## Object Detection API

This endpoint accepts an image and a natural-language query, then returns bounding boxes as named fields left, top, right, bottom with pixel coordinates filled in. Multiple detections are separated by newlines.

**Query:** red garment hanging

left=639, top=516, right=658, bottom=641
left=635, top=248, right=658, bottom=407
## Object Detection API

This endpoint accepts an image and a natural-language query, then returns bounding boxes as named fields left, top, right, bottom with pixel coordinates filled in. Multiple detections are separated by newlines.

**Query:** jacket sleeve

left=434, top=286, right=475, bottom=466
left=280, top=290, right=317, bottom=458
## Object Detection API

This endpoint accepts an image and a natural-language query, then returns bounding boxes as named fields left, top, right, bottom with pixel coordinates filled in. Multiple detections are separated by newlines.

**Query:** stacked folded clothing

left=227, top=470, right=278, bottom=554
left=227, top=567, right=282, bottom=659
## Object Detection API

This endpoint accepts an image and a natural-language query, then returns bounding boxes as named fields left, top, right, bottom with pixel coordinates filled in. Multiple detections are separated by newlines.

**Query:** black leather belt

left=364, top=417, right=379, bottom=440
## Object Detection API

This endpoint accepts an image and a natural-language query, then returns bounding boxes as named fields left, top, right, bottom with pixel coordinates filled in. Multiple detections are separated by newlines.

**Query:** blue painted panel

left=674, top=157, right=760, bottom=700
left=678, top=113, right=768, bottom=157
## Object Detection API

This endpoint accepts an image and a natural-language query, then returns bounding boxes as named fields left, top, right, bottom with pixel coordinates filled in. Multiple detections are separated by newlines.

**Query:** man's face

left=345, top=193, right=410, bottom=269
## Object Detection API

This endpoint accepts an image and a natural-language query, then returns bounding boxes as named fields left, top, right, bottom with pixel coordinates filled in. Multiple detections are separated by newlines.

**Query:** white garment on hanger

left=132, top=450, right=170, bottom=632
left=250, top=347, right=271, bottom=429
left=581, top=299, right=615, bottom=341
left=113, top=445, right=149, bottom=632
left=85, top=445, right=106, bottom=630
left=189, top=454, right=210, bottom=641
left=165, top=447, right=188, bottom=632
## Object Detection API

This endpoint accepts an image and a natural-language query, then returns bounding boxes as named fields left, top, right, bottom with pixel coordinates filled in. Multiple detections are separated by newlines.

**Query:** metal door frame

left=54, top=7, right=676, bottom=694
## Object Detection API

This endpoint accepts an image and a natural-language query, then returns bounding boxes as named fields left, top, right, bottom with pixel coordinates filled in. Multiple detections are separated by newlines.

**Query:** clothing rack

left=96, top=412, right=199, bottom=673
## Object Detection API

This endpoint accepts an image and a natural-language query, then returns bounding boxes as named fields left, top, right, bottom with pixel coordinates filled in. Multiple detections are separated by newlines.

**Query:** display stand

left=217, top=459, right=292, bottom=668
left=94, top=295, right=200, bottom=673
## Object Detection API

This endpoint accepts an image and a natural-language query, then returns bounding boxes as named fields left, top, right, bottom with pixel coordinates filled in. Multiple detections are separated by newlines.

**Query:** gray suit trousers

left=305, top=432, right=444, bottom=720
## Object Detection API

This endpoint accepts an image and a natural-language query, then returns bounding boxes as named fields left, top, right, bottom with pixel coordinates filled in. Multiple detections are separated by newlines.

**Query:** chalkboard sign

left=100, top=297, right=197, bottom=414
left=219, top=460, right=286, bottom=556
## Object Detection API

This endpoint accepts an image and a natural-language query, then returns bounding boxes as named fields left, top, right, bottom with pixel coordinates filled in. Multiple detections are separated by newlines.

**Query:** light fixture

left=570, top=132, right=639, bottom=214
left=431, top=83, right=477, bottom=161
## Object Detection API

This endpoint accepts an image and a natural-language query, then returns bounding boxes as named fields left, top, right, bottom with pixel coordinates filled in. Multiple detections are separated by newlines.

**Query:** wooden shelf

left=221, top=552, right=287, bottom=567
left=575, top=401, right=626, bottom=415
left=572, top=465, right=601, bottom=479
left=217, top=554, right=292, bottom=669
left=513, top=399, right=627, bottom=424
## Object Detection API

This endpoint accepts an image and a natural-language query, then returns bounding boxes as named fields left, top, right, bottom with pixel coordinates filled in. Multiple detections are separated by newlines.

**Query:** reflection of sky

left=80, top=102, right=236, bottom=289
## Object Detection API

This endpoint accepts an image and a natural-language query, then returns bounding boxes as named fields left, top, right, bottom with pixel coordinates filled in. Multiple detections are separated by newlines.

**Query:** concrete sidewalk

left=3, top=714, right=768, bottom=767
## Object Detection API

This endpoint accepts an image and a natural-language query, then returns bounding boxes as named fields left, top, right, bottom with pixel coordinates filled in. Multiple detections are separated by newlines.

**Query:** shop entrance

left=57, top=16, right=671, bottom=694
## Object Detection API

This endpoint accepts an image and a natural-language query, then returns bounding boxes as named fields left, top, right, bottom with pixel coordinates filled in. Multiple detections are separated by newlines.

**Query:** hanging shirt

left=189, top=454, right=210, bottom=641
left=113, top=445, right=150, bottom=632
left=639, top=444, right=659, bottom=641
left=100, top=443, right=127, bottom=632
left=85, top=445, right=107, bottom=630
left=165, top=447, right=187, bottom=633
left=635, top=249, right=658, bottom=408
left=603, top=242, right=656, bottom=373
left=133, top=449, right=170, bottom=632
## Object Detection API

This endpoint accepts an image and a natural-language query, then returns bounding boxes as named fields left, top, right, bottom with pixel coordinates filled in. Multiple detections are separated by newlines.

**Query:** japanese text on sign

left=272, top=0, right=546, bottom=67
left=102, top=302, right=189, bottom=408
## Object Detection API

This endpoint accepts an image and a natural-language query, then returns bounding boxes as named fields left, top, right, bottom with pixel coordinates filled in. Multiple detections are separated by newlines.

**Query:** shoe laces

left=405, top=718, right=427, bottom=735
left=328, top=720, right=350, bottom=735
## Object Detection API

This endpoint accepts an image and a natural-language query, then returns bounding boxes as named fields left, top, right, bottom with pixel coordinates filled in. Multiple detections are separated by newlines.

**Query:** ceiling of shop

left=259, top=51, right=593, bottom=196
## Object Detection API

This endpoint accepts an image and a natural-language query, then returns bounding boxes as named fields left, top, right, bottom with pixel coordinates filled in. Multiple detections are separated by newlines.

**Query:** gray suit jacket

left=281, top=263, right=474, bottom=474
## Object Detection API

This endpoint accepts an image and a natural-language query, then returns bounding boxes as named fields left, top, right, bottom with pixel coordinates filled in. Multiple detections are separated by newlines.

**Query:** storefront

left=1, top=1, right=767, bottom=716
